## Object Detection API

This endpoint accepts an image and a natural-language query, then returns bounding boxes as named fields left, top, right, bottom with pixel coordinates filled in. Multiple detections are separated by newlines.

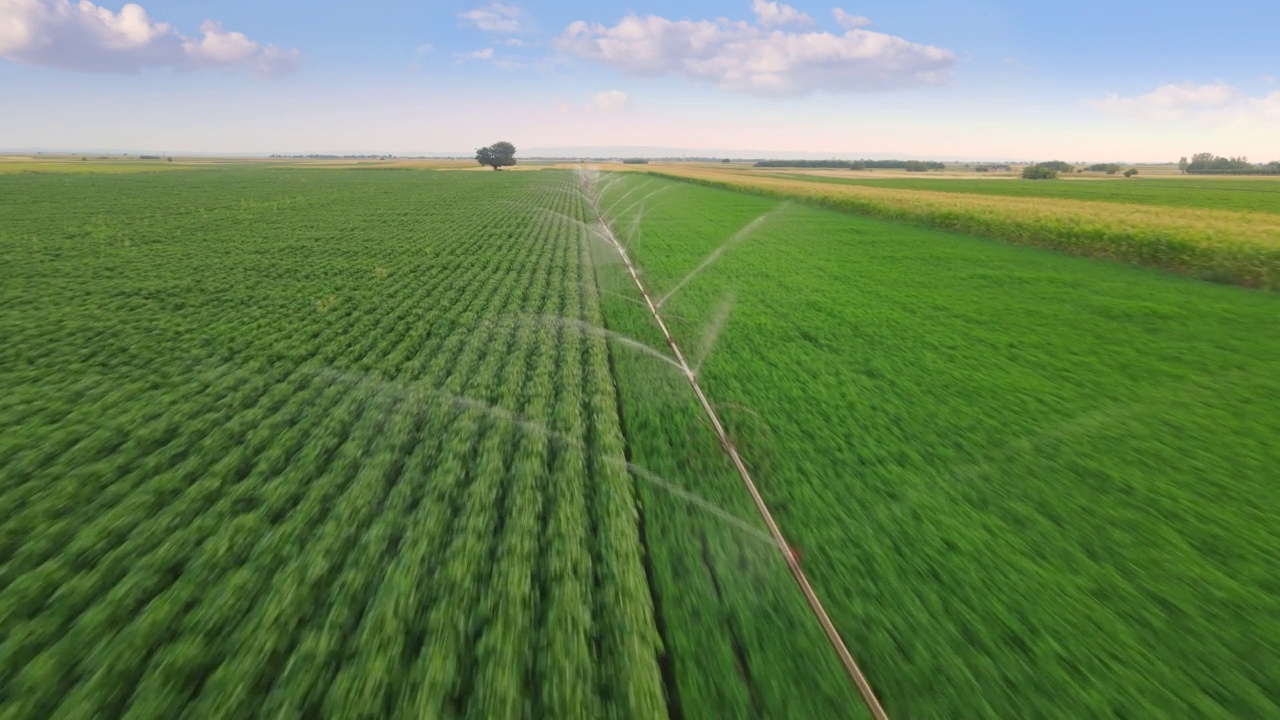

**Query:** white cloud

left=1086, top=80, right=1239, bottom=118
left=492, top=57, right=525, bottom=70
left=450, top=46, right=531, bottom=70
left=1085, top=81, right=1280, bottom=129
left=556, top=6, right=955, bottom=98
left=554, top=89, right=635, bottom=114
left=1085, top=81, right=1251, bottom=121
left=458, top=3, right=527, bottom=34
left=504, top=37, right=526, bottom=47
left=0, top=0, right=298, bottom=74
left=751, top=0, right=814, bottom=29
left=452, top=47, right=495, bottom=64
left=832, top=8, right=871, bottom=30
left=1247, top=91, right=1280, bottom=121
left=588, top=89, right=632, bottom=113
left=183, top=21, right=298, bottom=75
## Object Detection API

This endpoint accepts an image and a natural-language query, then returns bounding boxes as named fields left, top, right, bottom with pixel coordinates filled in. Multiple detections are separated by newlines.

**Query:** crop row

left=0, top=169, right=667, bottom=718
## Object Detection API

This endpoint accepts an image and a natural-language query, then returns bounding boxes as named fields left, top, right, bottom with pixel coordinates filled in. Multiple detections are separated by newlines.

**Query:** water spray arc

left=655, top=211, right=777, bottom=309
left=577, top=168, right=891, bottom=720
left=313, top=365, right=777, bottom=548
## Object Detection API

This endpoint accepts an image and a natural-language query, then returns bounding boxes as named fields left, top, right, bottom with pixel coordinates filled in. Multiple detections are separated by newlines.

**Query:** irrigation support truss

left=579, top=169, right=891, bottom=720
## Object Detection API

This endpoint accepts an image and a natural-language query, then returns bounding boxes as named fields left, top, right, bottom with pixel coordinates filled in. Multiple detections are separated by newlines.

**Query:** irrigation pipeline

left=579, top=170, right=892, bottom=720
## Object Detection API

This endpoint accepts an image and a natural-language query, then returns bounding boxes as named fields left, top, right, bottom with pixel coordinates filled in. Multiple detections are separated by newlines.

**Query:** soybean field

left=0, top=169, right=674, bottom=719
left=4, top=164, right=1279, bottom=720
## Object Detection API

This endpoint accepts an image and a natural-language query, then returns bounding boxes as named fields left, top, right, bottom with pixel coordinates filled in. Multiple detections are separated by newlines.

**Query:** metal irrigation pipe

left=579, top=170, right=891, bottom=720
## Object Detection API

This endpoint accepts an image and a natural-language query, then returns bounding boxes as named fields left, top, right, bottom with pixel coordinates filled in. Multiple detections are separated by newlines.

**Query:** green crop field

left=774, top=172, right=1280, bottom=214
left=0, top=168, right=677, bottom=719
left=643, top=164, right=1280, bottom=290
left=3, top=165, right=1278, bottom=720
left=593, top=173, right=1280, bottom=719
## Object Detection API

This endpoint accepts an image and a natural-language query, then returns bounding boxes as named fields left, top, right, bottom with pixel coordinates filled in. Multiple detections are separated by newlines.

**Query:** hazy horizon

left=3, top=0, right=1278, bottom=162
left=0, top=145, right=1180, bottom=164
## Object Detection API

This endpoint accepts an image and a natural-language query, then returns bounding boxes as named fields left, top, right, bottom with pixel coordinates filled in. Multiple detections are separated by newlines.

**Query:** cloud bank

left=0, top=0, right=299, bottom=75
left=458, top=3, right=527, bottom=34
left=556, top=4, right=955, bottom=97
left=1085, top=81, right=1280, bottom=124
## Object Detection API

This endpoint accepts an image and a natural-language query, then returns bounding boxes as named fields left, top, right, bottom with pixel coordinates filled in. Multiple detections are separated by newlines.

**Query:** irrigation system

left=577, top=167, right=891, bottom=720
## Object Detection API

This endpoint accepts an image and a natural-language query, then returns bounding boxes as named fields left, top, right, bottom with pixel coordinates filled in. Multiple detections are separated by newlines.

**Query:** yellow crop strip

left=642, top=164, right=1280, bottom=289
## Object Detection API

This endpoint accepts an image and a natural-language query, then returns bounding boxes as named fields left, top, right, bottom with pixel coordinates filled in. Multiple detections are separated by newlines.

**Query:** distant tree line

left=753, top=159, right=946, bottom=171
left=973, top=164, right=1012, bottom=172
left=1179, top=153, right=1280, bottom=175
left=622, top=158, right=650, bottom=164
left=1023, top=161, right=1143, bottom=179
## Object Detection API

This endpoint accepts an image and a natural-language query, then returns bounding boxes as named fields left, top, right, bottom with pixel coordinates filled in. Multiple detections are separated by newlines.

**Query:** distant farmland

left=2, top=164, right=1277, bottom=719
left=772, top=172, right=1280, bottom=214
left=642, top=163, right=1280, bottom=289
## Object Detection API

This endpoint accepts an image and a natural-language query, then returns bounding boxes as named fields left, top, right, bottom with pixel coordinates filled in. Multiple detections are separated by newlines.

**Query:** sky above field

left=2, top=0, right=1277, bottom=160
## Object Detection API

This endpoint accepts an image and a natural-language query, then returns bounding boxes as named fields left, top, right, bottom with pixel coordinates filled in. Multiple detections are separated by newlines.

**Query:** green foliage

left=1087, top=163, right=1123, bottom=174
left=1036, top=160, right=1075, bottom=172
left=0, top=168, right=664, bottom=719
left=592, top=179, right=874, bottom=720
left=596, top=173, right=1280, bottom=720
left=623, top=158, right=650, bottom=164
left=476, top=141, right=517, bottom=170
left=1021, top=164, right=1060, bottom=179
left=1124, top=168, right=1138, bottom=177
left=864, top=159, right=945, bottom=170
left=7, top=166, right=1280, bottom=720
left=1185, top=152, right=1280, bottom=175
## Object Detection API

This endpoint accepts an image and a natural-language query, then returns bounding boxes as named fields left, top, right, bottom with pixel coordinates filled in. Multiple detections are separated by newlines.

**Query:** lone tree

left=476, top=141, right=516, bottom=170
left=1021, top=163, right=1059, bottom=180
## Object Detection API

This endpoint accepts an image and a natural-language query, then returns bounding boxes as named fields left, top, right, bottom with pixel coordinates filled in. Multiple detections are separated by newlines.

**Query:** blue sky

left=2, top=0, right=1277, bottom=159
